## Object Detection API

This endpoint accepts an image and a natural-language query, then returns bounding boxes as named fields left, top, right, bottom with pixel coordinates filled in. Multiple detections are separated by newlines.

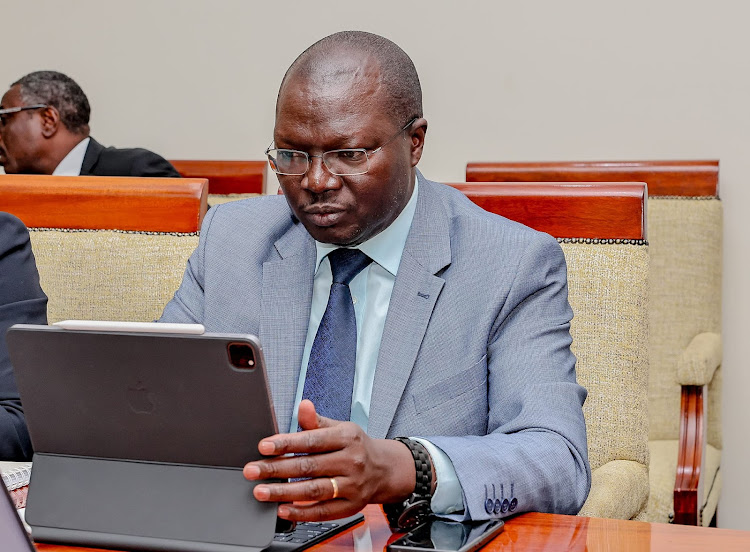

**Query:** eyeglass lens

left=268, top=149, right=369, bottom=176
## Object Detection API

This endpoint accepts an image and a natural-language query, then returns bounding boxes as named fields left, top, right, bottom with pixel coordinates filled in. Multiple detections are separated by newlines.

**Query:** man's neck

left=41, top=133, right=89, bottom=175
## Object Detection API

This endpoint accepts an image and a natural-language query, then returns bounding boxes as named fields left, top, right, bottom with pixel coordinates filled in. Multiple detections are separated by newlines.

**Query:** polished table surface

left=35, top=504, right=750, bottom=552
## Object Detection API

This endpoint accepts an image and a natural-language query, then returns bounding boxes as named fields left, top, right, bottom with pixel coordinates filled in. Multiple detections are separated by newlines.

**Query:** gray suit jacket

left=160, top=175, right=590, bottom=520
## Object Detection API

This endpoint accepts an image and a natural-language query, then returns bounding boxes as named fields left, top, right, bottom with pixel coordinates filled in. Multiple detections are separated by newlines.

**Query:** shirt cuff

left=411, top=437, right=465, bottom=516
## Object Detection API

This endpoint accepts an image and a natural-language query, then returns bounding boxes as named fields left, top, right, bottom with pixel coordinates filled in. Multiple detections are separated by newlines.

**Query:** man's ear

left=409, top=118, right=428, bottom=167
left=39, top=106, right=61, bottom=138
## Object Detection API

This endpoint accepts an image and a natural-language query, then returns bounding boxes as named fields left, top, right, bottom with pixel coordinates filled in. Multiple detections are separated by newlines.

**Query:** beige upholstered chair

left=1, top=175, right=207, bottom=323
left=207, top=193, right=261, bottom=206
left=450, top=182, right=651, bottom=520
left=465, top=161, right=722, bottom=526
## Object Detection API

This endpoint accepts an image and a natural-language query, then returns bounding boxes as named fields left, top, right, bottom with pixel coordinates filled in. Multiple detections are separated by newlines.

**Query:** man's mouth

left=302, top=204, right=346, bottom=227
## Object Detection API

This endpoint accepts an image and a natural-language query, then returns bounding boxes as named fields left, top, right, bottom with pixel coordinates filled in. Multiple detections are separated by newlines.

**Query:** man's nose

left=303, top=156, right=341, bottom=193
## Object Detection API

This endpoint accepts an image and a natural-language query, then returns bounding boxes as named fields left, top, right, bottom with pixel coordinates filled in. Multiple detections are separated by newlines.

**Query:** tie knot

left=328, top=248, right=372, bottom=285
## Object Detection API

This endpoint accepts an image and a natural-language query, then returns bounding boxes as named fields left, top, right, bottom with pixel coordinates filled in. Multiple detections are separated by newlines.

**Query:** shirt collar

left=314, top=175, right=420, bottom=277
left=52, top=137, right=90, bottom=176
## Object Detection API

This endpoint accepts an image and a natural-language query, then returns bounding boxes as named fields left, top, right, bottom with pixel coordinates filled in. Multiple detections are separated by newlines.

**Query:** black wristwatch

left=383, top=437, right=434, bottom=531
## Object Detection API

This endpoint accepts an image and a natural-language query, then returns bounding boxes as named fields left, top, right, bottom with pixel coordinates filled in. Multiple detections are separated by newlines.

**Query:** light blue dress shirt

left=289, top=177, right=464, bottom=515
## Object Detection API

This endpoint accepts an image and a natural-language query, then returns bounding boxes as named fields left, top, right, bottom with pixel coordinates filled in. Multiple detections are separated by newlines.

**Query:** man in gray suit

left=160, top=31, right=590, bottom=526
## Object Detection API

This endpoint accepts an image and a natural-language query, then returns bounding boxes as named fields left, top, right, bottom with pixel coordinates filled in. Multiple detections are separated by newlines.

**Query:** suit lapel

left=260, top=220, right=316, bottom=433
left=368, top=178, right=452, bottom=438
left=79, top=137, right=103, bottom=175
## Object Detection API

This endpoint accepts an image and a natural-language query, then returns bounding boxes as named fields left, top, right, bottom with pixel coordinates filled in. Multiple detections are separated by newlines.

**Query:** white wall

left=4, top=0, right=749, bottom=529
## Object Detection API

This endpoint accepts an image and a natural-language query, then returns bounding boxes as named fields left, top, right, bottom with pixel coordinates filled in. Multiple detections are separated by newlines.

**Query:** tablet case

left=8, top=325, right=280, bottom=552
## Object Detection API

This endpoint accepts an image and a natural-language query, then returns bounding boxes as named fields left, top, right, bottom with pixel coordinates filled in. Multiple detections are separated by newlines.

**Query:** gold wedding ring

left=330, top=477, right=339, bottom=499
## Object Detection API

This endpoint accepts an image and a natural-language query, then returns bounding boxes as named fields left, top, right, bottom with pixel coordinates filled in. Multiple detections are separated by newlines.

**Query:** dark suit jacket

left=0, top=212, right=47, bottom=460
left=80, top=137, right=180, bottom=178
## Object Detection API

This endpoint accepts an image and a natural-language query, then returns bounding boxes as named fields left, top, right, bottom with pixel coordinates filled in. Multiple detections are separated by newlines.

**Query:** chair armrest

left=674, top=385, right=707, bottom=525
left=677, top=332, right=722, bottom=386
left=578, top=460, right=649, bottom=520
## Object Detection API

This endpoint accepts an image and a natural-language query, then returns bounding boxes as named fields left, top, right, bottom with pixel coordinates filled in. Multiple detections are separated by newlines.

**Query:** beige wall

left=3, top=0, right=749, bottom=529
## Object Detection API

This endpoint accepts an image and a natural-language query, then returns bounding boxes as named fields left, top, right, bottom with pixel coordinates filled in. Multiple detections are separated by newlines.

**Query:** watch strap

left=383, top=437, right=434, bottom=530
left=394, top=437, right=433, bottom=498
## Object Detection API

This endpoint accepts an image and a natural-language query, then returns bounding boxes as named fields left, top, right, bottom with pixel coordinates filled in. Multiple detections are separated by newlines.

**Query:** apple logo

left=126, top=381, right=156, bottom=414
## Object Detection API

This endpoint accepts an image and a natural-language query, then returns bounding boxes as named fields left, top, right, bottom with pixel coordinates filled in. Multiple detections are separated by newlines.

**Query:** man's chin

left=303, top=221, right=363, bottom=247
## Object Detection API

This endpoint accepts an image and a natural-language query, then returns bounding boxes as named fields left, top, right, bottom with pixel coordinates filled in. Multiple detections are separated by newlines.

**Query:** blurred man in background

left=0, top=71, right=179, bottom=177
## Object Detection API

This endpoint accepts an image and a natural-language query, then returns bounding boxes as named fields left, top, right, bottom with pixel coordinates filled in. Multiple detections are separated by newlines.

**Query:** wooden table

left=35, top=505, right=750, bottom=552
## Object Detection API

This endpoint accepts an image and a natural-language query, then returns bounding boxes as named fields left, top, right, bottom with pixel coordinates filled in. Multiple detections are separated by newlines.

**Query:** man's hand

left=243, top=399, right=416, bottom=521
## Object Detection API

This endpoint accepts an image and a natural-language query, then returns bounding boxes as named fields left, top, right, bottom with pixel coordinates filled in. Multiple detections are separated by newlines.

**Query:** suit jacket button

left=485, top=498, right=494, bottom=514
left=509, top=498, right=518, bottom=512
left=501, top=499, right=510, bottom=513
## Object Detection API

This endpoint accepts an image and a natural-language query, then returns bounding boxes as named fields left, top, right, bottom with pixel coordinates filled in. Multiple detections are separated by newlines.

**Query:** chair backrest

left=449, top=182, right=646, bottom=239
left=464, top=161, right=722, bottom=448
left=449, top=182, right=650, bottom=479
left=466, top=159, right=718, bottom=196
left=1, top=175, right=206, bottom=323
left=170, top=160, right=267, bottom=195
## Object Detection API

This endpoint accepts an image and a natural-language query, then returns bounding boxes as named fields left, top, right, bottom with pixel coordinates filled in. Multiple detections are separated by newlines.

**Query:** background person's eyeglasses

left=0, top=104, right=48, bottom=126
left=266, top=118, right=417, bottom=176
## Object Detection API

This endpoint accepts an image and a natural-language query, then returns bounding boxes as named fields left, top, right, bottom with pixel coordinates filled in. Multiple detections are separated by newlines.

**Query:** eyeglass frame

left=265, top=117, right=418, bottom=176
left=0, top=104, right=49, bottom=126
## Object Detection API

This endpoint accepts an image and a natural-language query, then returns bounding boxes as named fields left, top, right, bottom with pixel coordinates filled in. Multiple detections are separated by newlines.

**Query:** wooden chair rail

left=674, top=385, right=705, bottom=525
left=466, top=160, right=719, bottom=197
left=448, top=182, right=647, bottom=240
left=0, top=175, right=208, bottom=232
left=170, top=160, right=267, bottom=195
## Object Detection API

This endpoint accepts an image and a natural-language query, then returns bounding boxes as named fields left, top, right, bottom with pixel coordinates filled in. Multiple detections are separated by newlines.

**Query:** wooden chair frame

left=169, top=160, right=267, bottom=195
left=1, top=174, right=208, bottom=232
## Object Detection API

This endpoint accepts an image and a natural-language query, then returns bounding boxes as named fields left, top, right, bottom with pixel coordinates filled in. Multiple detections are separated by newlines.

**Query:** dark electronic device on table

left=387, top=518, right=505, bottom=552
left=7, top=321, right=363, bottom=552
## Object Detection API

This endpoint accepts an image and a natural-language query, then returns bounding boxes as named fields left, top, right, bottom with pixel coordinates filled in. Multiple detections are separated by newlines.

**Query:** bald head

left=278, top=31, right=422, bottom=128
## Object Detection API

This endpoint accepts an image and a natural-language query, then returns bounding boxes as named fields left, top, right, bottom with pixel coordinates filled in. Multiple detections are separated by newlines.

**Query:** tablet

left=7, top=323, right=280, bottom=552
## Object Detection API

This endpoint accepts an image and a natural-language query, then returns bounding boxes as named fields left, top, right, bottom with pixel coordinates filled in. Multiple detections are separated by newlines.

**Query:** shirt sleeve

left=412, top=437, right=465, bottom=516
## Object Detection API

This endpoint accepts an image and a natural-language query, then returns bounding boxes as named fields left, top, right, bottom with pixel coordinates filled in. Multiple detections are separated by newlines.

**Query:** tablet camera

left=228, top=343, right=256, bottom=370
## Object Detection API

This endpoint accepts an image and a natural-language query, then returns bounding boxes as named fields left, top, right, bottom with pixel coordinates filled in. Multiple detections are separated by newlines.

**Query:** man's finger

left=277, top=499, right=359, bottom=522
left=244, top=448, right=349, bottom=480
left=297, top=399, right=339, bottom=430
left=256, top=424, right=358, bottom=457
left=253, top=477, right=345, bottom=503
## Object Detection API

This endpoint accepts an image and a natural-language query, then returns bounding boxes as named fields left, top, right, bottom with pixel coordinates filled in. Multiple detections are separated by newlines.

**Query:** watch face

left=397, top=499, right=432, bottom=530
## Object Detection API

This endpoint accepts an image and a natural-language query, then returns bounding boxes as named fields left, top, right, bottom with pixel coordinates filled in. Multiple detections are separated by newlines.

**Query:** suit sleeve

left=158, top=206, right=217, bottom=323
left=426, top=234, right=590, bottom=521
left=0, top=213, right=48, bottom=461
left=129, top=150, right=182, bottom=178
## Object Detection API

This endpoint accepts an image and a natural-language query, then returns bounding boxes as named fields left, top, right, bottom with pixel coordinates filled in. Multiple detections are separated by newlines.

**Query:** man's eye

left=279, top=150, right=303, bottom=161
left=336, top=150, right=366, bottom=162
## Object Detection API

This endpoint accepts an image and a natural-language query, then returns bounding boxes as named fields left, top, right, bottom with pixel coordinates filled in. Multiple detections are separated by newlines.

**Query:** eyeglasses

left=266, top=118, right=417, bottom=176
left=0, top=104, right=48, bottom=126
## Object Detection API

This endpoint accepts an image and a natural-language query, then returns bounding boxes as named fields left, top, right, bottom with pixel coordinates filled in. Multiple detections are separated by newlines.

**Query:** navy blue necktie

left=302, top=248, right=372, bottom=422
